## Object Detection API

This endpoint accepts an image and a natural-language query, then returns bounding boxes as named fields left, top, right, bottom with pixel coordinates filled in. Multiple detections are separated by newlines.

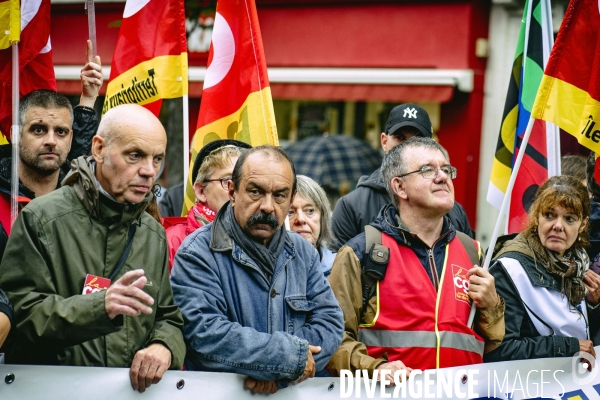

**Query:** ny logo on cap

left=403, top=108, right=417, bottom=118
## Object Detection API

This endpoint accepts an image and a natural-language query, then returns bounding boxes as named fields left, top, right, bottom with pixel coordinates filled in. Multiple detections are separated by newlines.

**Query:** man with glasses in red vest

left=326, top=137, right=504, bottom=380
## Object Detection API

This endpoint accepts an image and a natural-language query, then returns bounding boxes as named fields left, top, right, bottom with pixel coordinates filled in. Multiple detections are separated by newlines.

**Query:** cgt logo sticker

left=451, top=264, right=471, bottom=305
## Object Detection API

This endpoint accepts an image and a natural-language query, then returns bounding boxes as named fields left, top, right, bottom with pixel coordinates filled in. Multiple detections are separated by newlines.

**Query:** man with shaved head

left=0, top=104, right=185, bottom=393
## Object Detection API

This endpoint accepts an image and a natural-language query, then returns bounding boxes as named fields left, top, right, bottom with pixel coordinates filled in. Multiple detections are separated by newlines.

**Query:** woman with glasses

left=288, top=175, right=337, bottom=277
left=485, top=175, right=600, bottom=366
left=165, top=139, right=250, bottom=269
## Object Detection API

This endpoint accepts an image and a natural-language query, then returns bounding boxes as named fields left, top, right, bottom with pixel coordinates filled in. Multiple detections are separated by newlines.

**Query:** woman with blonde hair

left=485, top=175, right=600, bottom=365
left=164, top=139, right=250, bottom=268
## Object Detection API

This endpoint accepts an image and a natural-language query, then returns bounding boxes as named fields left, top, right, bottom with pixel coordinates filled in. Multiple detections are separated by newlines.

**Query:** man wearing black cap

left=330, top=103, right=475, bottom=250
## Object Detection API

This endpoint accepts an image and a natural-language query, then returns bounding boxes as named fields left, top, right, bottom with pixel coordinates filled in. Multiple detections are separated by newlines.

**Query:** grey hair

left=19, top=90, right=74, bottom=134
left=381, top=136, right=450, bottom=207
left=295, top=175, right=333, bottom=249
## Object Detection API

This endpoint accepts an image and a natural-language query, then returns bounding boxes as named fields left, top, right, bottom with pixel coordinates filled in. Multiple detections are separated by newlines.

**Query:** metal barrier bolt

left=461, top=374, right=467, bottom=384
left=328, top=382, right=335, bottom=391
left=176, top=378, right=185, bottom=390
left=5, top=372, right=15, bottom=384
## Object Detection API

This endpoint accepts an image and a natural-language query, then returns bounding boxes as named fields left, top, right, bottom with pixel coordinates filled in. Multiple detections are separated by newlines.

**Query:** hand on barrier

left=244, top=377, right=279, bottom=394
left=376, top=360, right=413, bottom=386
left=293, top=345, right=321, bottom=384
left=584, top=270, right=600, bottom=306
left=105, top=269, right=154, bottom=320
left=80, top=39, right=103, bottom=108
left=130, top=343, right=172, bottom=393
left=579, top=340, right=596, bottom=372
left=467, top=266, right=500, bottom=309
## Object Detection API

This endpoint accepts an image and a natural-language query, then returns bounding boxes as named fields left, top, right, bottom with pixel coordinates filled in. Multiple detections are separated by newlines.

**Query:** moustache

left=246, top=211, right=280, bottom=230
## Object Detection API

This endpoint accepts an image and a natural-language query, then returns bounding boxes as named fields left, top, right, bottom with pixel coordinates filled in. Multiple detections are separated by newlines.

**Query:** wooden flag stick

left=85, top=0, right=97, bottom=57
left=467, top=117, right=536, bottom=327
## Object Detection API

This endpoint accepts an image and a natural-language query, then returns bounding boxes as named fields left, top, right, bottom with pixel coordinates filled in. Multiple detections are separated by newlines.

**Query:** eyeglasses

left=398, top=165, right=457, bottom=180
left=203, top=177, right=232, bottom=190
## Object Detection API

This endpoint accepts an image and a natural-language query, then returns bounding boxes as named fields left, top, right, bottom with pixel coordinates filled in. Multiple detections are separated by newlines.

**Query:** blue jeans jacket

left=170, top=220, right=343, bottom=386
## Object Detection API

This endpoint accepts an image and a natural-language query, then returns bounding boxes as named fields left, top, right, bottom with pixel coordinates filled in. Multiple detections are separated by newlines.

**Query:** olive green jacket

left=0, top=156, right=185, bottom=367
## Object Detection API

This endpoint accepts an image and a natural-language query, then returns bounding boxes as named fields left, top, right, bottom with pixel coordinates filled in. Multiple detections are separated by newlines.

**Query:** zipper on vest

left=428, top=248, right=440, bottom=291
left=427, top=230, right=452, bottom=291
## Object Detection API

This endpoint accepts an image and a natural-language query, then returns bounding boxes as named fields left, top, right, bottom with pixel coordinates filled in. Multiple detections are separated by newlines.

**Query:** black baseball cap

left=384, top=103, right=433, bottom=138
left=191, top=139, right=252, bottom=183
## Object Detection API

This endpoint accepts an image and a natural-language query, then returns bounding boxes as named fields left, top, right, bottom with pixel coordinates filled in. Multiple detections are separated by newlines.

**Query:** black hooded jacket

left=587, top=197, right=600, bottom=271
left=330, top=168, right=475, bottom=251
left=586, top=197, right=600, bottom=342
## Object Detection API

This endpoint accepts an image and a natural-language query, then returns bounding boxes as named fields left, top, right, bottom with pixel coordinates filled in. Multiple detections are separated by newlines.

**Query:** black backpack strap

left=108, top=223, right=137, bottom=281
left=361, top=226, right=389, bottom=320
left=455, top=231, right=480, bottom=267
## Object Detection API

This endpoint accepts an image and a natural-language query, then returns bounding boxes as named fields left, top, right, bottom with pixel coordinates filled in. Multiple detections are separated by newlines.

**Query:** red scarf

left=186, top=203, right=216, bottom=235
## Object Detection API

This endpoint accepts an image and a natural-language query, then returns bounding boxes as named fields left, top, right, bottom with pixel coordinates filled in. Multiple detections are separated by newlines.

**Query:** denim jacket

left=170, top=219, right=344, bottom=387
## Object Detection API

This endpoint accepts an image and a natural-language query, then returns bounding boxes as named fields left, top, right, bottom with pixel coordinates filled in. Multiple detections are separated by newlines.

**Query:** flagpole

left=183, top=94, right=189, bottom=193
left=541, top=0, right=561, bottom=176
left=467, top=117, right=536, bottom=327
left=85, top=0, right=97, bottom=57
left=10, top=41, right=19, bottom=227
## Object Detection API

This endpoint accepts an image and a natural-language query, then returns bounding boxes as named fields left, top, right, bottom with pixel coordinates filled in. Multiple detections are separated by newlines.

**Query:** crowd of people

left=0, top=41, right=599, bottom=395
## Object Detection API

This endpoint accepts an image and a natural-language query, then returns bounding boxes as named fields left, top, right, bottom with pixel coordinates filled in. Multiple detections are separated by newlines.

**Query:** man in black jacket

left=585, top=152, right=600, bottom=345
left=0, top=41, right=102, bottom=239
left=330, top=103, right=475, bottom=250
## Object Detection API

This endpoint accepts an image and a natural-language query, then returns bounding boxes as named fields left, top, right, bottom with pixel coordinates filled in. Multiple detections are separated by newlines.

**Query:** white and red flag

left=0, top=0, right=56, bottom=140
left=182, top=0, right=279, bottom=214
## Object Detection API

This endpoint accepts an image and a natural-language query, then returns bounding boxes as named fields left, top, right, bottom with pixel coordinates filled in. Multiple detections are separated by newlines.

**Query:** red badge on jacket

left=82, top=274, right=111, bottom=295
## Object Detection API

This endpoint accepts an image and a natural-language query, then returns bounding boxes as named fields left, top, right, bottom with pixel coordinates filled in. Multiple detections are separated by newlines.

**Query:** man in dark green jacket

left=0, top=104, right=185, bottom=393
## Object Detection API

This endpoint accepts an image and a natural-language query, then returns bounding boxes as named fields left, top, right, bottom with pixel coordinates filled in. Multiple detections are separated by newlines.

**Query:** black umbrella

left=284, top=134, right=382, bottom=189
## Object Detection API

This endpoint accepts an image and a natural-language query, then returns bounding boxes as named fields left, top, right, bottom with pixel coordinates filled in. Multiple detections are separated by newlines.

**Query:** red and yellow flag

left=0, top=0, right=55, bottom=141
left=183, top=0, right=278, bottom=214
left=102, top=0, right=187, bottom=116
left=531, top=0, right=600, bottom=154
left=0, top=0, right=19, bottom=50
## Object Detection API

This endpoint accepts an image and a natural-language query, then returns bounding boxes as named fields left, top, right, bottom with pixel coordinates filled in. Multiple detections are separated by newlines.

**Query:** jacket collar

left=0, top=156, right=67, bottom=199
left=494, top=233, right=563, bottom=291
left=209, top=202, right=296, bottom=276
left=62, top=156, right=151, bottom=227
left=371, top=203, right=454, bottom=248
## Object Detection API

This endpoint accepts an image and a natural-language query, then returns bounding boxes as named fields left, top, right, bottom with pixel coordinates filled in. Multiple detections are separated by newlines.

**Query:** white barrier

left=1, top=351, right=600, bottom=399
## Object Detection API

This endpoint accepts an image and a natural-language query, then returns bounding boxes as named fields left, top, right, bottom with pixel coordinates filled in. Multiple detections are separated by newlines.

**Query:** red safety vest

left=358, top=232, right=484, bottom=370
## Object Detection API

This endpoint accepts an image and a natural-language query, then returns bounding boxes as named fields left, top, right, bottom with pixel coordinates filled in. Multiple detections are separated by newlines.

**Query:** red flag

left=183, top=0, right=279, bottom=214
left=102, top=0, right=188, bottom=116
left=0, top=0, right=56, bottom=139
left=532, top=0, right=600, bottom=182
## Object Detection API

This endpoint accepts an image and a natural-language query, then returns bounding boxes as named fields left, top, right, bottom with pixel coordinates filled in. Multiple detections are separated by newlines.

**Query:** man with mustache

left=326, top=137, right=504, bottom=379
left=0, top=104, right=185, bottom=393
left=171, top=145, right=343, bottom=394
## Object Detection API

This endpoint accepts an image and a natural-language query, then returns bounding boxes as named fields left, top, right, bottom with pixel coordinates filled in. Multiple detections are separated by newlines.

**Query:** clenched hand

left=130, top=343, right=172, bottom=393
left=80, top=39, right=103, bottom=108
left=467, top=266, right=500, bottom=309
